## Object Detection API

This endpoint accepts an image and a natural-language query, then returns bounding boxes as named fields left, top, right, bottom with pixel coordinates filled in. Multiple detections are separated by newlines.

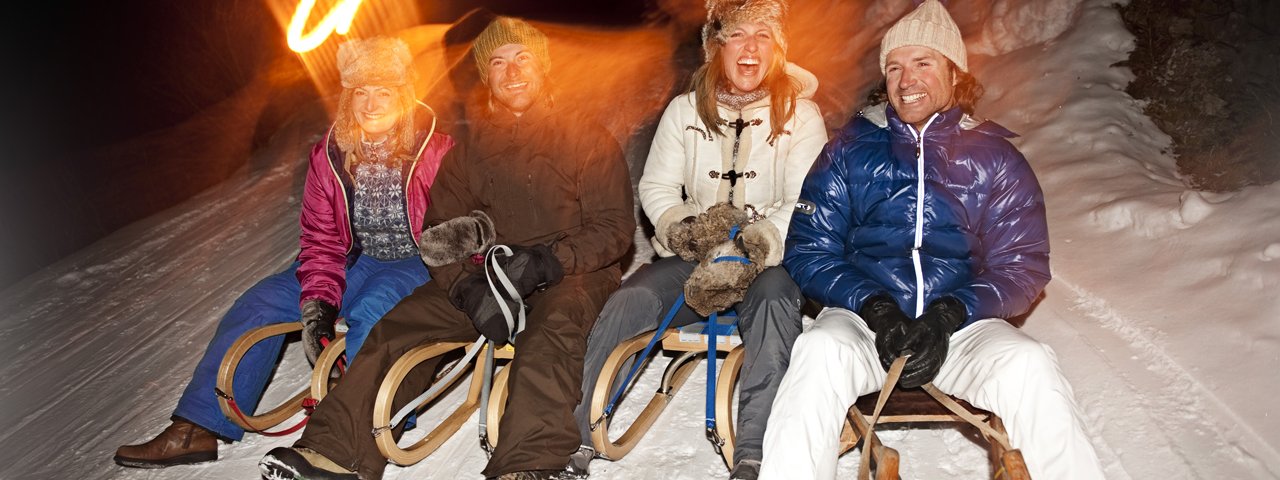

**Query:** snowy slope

left=1, top=0, right=1277, bottom=479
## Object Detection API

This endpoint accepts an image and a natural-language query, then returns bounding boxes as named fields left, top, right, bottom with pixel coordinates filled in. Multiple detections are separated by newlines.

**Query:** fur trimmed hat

left=337, top=37, right=414, bottom=88
left=701, top=0, right=789, bottom=61
left=472, top=17, right=550, bottom=82
left=880, top=0, right=967, bottom=73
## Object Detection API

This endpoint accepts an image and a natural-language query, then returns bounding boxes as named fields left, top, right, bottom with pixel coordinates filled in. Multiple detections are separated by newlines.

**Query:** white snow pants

left=760, top=308, right=1103, bottom=480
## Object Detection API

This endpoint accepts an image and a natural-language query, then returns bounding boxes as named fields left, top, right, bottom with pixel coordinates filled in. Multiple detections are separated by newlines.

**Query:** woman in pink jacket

left=113, top=37, right=454, bottom=469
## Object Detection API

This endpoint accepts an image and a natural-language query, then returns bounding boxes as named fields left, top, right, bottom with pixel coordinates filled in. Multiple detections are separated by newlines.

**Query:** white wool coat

left=639, top=63, right=828, bottom=266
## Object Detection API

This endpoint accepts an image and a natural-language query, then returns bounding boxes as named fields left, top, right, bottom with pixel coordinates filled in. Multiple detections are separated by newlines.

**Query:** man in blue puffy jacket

left=758, top=2, right=1103, bottom=479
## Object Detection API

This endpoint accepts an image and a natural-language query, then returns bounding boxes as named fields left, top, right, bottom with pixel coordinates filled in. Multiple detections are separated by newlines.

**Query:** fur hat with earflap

left=701, top=0, right=789, bottom=61
left=333, top=36, right=419, bottom=156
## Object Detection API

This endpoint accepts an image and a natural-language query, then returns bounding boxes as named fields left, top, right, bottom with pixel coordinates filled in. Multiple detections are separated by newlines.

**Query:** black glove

left=897, top=296, right=966, bottom=388
left=859, top=293, right=913, bottom=371
left=301, top=300, right=339, bottom=365
left=450, top=273, right=528, bottom=345
left=449, top=243, right=564, bottom=345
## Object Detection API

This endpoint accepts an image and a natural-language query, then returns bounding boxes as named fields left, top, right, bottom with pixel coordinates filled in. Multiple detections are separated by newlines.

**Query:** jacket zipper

left=909, top=114, right=939, bottom=317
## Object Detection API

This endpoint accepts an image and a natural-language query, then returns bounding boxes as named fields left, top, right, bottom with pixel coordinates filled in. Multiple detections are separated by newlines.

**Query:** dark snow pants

left=296, top=268, right=618, bottom=479
left=571, top=257, right=803, bottom=465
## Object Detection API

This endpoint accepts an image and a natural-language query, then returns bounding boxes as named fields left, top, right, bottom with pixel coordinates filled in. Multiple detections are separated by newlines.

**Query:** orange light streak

left=287, top=0, right=364, bottom=52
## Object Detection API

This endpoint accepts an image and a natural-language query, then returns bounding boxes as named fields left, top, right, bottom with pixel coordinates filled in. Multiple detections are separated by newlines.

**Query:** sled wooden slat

left=309, top=335, right=347, bottom=400
left=590, top=329, right=699, bottom=461
left=216, top=322, right=310, bottom=432
left=372, top=341, right=475, bottom=466
left=846, top=387, right=1032, bottom=479
left=713, top=346, right=746, bottom=468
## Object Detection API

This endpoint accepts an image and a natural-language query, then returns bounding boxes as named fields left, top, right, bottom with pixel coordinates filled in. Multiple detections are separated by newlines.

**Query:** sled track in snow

left=1053, top=275, right=1280, bottom=478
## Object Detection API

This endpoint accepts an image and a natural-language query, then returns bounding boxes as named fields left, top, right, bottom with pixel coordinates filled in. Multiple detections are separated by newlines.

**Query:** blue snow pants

left=171, top=255, right=430, bottom=441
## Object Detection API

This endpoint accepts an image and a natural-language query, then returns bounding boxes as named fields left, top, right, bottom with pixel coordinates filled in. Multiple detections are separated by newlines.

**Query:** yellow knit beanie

left=472, top=17, right=550, bottom=82
left=879, top=0, right=968, bottom=73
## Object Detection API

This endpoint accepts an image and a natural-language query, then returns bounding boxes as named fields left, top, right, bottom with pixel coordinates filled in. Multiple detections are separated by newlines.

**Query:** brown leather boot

left=114, top=419, right=218, bottom=468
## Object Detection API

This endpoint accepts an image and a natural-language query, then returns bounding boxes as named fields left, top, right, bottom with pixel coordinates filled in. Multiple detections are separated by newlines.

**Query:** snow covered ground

left=2, top=0, right=1278, bottom=478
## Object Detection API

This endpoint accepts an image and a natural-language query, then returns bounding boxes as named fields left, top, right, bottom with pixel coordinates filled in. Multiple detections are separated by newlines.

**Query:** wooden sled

left=372, top=341, right=515, bottom=466
left=215, top=322, right=348, bottom=433
left=844, top=386, right=1031, bottom=480
left=588, top=326, right=741, bottom=464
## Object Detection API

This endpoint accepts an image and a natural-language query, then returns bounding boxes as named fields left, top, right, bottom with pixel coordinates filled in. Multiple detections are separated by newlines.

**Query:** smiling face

left=486, top=43, right=546, bottom=116
left=885, top=45, right=958, bottom=131
left=719, top=21, right=776, bottom=95
left=350, top=85, right=403, bottom=141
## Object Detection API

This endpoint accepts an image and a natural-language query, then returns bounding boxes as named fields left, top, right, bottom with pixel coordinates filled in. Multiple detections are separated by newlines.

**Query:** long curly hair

left=333, top=83, right=418, bottom=173
left=691, top=40, right=800, bottom=139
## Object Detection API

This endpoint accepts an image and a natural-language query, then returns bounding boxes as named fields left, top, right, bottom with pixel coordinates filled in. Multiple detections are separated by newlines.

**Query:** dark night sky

left=0, top=0, right=651, bottom=288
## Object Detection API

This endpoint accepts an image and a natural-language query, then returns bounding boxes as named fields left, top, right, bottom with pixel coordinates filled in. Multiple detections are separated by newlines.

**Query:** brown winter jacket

left=424, top=99, right=635, bottom=289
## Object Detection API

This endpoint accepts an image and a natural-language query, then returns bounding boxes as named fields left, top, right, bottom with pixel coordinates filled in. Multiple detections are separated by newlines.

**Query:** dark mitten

left=858, top=293, right=912, bottom=371
left=666, top=215, right=700, bottom=262
left=419, top=210, right=496, bottom=266
left=449, top=273, right=527, bottom=345
left=495, top=243, right=565, bottom=296
left=897, top=296, right=966, bottom=388
left=301, top=300, right=339, bottom=365
left=684, top=240, right=763, bottom=316
left=448, top=244, right=562, bottom=345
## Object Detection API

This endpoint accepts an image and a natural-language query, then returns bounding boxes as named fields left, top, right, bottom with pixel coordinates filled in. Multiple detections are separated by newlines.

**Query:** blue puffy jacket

left=783, top=104, right=1050, bottom=329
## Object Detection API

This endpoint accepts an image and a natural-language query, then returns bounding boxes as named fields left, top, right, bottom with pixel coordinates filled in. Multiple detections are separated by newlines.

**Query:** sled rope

left=857, top=354, right=909, bottom=480
left=704, top=254, right=749, bottom=453
left=215, top=336, right=348, bottom=437
left=593, top=294, right=687, bottom=428
left=386, top=245, right=526, bottom=429
left=215, top=388, right=312, bottom=437
left=921, top=383, right=1013, bottom=451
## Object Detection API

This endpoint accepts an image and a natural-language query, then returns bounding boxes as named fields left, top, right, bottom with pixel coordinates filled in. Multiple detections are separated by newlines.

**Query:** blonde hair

left=333, top=83, right=418, bottom=174
left=691, top=41, right=799, bottom=139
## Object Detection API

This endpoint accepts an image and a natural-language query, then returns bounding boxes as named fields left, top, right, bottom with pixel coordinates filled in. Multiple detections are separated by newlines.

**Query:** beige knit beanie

left=702, top=0, right=789, bottom=62
left=337, top=37, right=414, bottom=88
left=879, top=0, right=967, bottom=73
left=472, top=17, right=550, bottom=82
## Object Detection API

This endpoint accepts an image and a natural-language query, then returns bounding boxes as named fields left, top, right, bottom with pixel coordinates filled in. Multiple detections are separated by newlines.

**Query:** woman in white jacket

left=569, top=1, right=826, bottom=478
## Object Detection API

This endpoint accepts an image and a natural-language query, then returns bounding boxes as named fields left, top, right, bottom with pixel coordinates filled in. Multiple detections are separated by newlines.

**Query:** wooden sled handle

left=216, top=322, right=309, bottom=432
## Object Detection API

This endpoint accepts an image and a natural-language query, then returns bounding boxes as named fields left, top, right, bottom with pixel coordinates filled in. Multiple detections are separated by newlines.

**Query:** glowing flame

left=287, top=0, right=364, bottom=53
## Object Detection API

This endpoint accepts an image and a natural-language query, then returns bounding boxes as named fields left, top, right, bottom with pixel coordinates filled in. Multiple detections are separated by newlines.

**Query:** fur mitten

left=736, top=222, right=774, bottom=264
left=669, top=203, right=750, bottom=262
left=419, top=211, right=496, bottom=266
left=684, top=240, right=764, bottom=316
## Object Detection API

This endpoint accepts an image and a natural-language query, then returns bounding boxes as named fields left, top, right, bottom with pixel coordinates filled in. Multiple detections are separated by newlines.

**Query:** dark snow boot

left=729, top=459, right=760, bottom=480
left=259, top=447, right=357, bottom=480
left=113, top=418, right=218, bottom=468
left=492, top=470, right=561, bottom=480
left=561, top=445, right=595, bottom=478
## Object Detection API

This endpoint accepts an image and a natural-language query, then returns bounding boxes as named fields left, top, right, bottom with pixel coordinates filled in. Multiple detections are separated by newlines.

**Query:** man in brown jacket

left=260, top=17, right=635, bottom=480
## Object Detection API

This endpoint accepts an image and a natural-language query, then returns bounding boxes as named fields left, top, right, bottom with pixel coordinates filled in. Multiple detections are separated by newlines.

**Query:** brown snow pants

left=297, top=268, right=618, bottom=479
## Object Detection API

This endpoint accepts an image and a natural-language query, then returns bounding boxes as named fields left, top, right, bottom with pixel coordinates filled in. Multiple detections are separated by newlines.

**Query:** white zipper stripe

left=910, top=114, right=938, bottom=317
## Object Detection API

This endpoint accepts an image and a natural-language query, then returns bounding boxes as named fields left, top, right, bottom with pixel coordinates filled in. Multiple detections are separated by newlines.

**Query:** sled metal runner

left=215, top=322, right=348, bottom=434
